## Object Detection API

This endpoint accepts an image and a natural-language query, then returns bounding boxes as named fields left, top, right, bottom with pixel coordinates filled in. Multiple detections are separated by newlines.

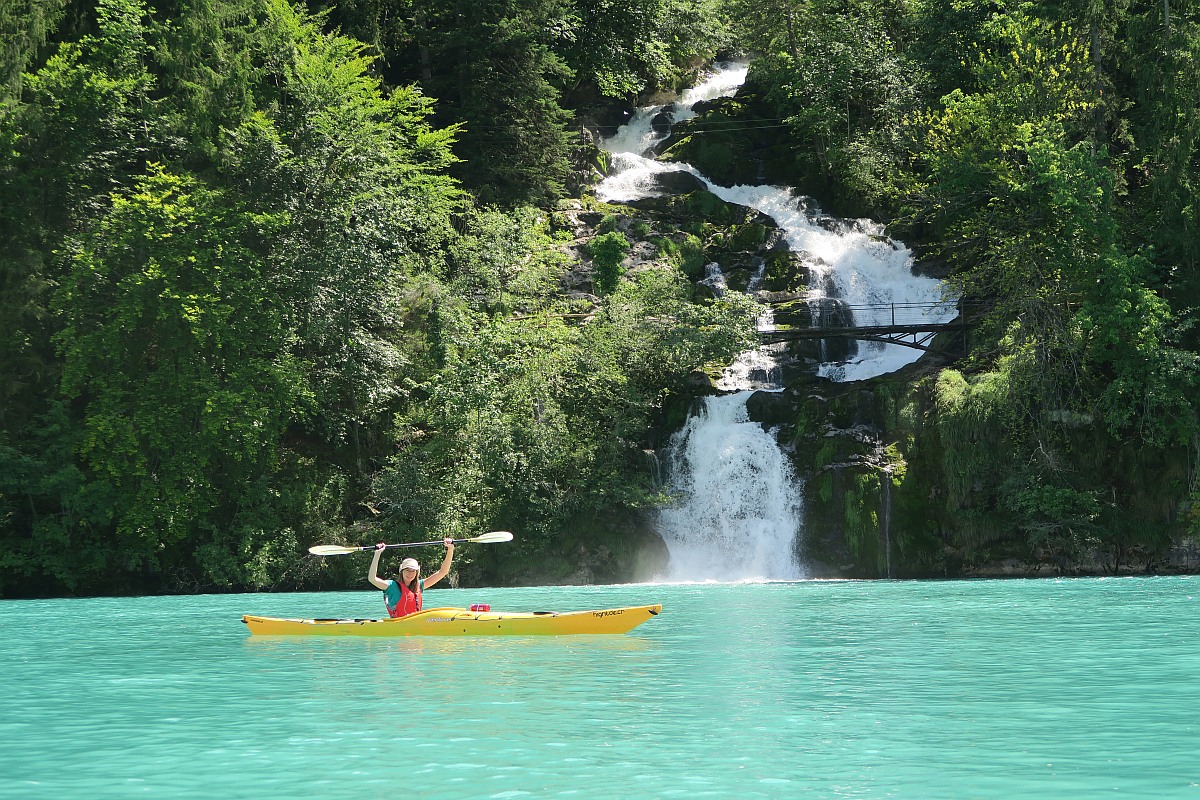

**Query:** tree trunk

left=1090, top=22, right=1106, bottom=151
left=414, top=7, right=432, bottom=84
left=784, top=2, right=801, bottom=65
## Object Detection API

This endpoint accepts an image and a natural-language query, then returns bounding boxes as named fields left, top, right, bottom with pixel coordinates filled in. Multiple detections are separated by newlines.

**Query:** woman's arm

left=421, top=539, right=455, bottom=589
left=367, top=543, right=391, bottom=591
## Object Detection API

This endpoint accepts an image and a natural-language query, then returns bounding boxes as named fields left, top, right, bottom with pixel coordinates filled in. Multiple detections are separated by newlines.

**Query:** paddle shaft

left=308, top=531, right=512, bottom=556
left=367, top=538, right=472, bottom=551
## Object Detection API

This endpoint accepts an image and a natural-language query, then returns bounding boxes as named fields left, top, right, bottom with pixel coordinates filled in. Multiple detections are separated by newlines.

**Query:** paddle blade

left=308, top=544, right=364, bottom=556
left=469, top=531, right=514, bottom=544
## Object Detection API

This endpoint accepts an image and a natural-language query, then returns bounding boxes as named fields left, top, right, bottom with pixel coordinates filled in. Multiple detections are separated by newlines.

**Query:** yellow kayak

left=241, top=604, right=662, bottom=636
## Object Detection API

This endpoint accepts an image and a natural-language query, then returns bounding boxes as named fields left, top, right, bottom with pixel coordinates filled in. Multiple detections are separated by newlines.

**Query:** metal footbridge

left=758, top=301, right=977, bottom=352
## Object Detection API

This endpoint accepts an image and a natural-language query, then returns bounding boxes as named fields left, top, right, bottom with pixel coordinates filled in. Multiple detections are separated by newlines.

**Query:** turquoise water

left=2, top=577, right=1198, bottom=799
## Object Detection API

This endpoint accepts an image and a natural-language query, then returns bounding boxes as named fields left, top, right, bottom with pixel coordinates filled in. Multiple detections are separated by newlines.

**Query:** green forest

left=2, top=0, right=1198, bottom=597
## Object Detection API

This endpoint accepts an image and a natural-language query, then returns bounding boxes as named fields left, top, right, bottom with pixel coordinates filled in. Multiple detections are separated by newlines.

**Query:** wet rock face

left=651, top=170, right=708, bottom=195
left=763, top=381, right=898, bottom=579
left=745, top=390, right=794, bottom=427
left=650, top=104, right=683, bottom=137
left=555, top=188, right=810, bottom=306
left=627, top=187, right=769, bottom=225
left=579, top=104, right=637, bottom=141
left=758, top=250, right=811, bottom=293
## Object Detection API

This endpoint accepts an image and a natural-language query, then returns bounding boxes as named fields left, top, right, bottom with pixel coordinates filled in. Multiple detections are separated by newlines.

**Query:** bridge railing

left=798, top=301, right=959, bottom=327
left=764, top=299, right=985, bottom=326
left=758, top=299, right=985, bottom=350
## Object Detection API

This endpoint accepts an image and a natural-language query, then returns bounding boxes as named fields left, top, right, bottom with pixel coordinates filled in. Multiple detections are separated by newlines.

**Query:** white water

left=655, top=392, right=804, bottom=580
left=602, top=64, right=750, bottom=156
left=706, top=185, right=955, bottom=381
left=597, top=63, right=951, bottom=580
left=597, top=66, right=955, bottom=381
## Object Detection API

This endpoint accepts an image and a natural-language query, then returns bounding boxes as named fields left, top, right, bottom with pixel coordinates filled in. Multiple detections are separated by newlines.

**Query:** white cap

left=398, top=558, right=420, bottom=573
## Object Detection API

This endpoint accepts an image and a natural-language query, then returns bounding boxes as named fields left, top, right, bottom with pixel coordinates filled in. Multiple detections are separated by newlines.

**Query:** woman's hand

left=443, top=537, right=455, bottom=549
left=375, top=542, right=387, bottom=551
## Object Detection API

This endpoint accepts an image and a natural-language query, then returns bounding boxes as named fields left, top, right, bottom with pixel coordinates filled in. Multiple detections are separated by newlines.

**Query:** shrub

left=587, top=231, right=630, bottom=293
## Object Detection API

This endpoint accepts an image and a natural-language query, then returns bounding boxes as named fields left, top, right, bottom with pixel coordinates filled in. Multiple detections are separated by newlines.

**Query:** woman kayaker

left=368, top=538, right=455, bottom=618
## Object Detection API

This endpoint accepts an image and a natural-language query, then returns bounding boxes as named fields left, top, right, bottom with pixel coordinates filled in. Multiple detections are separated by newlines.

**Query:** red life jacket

left=387, top=579, right=422, bottom=618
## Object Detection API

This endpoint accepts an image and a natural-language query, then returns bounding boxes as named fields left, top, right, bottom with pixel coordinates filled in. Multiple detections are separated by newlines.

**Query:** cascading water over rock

left=655, top=392, right=804, bottom=580
left=596, top=62, right=951, bottom=581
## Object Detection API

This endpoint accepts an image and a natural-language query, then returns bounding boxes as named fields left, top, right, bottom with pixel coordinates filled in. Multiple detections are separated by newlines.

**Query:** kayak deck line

left=241, top=604, right=662, bottom=636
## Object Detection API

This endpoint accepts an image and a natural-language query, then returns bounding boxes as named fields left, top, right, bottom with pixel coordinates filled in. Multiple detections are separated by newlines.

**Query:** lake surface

left=2, top=577, right=1197, bottom=798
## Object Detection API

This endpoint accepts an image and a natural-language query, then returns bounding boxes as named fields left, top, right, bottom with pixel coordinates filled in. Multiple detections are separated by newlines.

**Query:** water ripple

left=1, top=579, right=1198, bottom=798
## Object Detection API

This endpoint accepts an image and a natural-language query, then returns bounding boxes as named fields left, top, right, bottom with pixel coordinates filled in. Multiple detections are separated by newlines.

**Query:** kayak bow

left=241, top=604, right=662, bottom=636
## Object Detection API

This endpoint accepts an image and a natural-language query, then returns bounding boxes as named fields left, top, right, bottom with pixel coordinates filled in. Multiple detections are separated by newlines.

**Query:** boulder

left=745, top=390, right=794, bottom=428
left=651, top=170, right=708, bottom=196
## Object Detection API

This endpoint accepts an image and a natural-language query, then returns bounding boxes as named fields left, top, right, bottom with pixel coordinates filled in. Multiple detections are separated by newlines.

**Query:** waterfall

left=596, top=62, right=950, bottom=580
left=602, top=65, right=750, bottom=157
left=656, top=392, right=803, bottom=580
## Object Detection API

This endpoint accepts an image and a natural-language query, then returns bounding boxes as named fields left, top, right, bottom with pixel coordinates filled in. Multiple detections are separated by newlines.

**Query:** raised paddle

left=308, top=531, right=513, bottom=556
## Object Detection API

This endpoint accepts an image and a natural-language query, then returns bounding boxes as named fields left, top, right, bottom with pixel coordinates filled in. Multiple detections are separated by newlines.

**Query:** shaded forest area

left=2, top=0, right=1198, bottom=595
left=0, top=0, right=759, bottom=595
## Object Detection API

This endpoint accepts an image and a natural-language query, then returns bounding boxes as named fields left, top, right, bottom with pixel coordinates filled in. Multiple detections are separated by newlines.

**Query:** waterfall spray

left=656, top=393, right=803, bottom=580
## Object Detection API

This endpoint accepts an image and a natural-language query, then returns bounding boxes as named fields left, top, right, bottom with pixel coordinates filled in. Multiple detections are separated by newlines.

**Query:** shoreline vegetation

left=2, top=0, right=1198, bottom=598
